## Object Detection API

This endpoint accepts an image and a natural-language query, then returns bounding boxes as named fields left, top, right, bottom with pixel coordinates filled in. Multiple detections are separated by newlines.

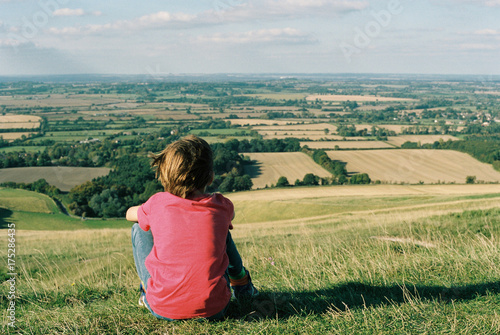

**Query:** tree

left=276, top=176, right=290, bottom=187
left=350, top=173, right=371, bottom=184
left=302, top=173, right=319, bottom=186
left=234, top=175, right=253, bottom=191
left=219, top=176, right=235, bottom=193
left=466, top=176, right=476, bottom=184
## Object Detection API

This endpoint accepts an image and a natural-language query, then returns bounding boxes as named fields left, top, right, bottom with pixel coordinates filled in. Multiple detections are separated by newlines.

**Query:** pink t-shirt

left=137, top=192, right=234, bottom=319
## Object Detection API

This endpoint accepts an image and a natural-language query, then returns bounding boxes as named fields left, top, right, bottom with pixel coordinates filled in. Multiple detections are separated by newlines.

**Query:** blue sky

left=0, top=0, right=499, bottom=76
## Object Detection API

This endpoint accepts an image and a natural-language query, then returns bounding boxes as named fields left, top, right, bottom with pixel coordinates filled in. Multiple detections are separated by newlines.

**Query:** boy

left=126, top=135, right=258, bottom=320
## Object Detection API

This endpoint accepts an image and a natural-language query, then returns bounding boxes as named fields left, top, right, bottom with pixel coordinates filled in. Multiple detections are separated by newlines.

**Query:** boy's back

left=138, top=192, right=234, bottom=319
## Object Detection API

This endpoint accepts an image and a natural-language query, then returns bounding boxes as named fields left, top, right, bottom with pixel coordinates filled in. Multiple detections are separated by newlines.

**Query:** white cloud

left=474, top=28, right=500, bottom=35
left=440, top=0, right=500, bottom=6
left=480, top=0, right=500, bottom=6
left=53, top=8, right=102, bottom=17
left=195, top=28, right=318, bottom=44
left=209, top=0, right=369, bottom=22
left=46, top=0, right=368, bottom=36
left=459, top=43, right=498, bottom=50
left=53, top=8, right=85, bottom=17
left=0, top=38, right=23, bottom=47
left=48, top=11, right=199, bottom=35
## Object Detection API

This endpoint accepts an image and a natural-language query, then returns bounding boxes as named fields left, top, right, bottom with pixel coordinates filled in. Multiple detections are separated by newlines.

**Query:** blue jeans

left=131, top=223, right=244, bottom=320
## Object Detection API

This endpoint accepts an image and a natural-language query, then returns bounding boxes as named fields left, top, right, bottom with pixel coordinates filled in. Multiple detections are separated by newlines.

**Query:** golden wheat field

left=228, top=119, right=298, bottom=126
left=386, top=135, right=460, bottom=147
left=243, top=152, right=331, bottom=188
left=300, top=141, right=394, bottom=149
left=326, top=149, right=500, bottom=184
left=258, top=131, right=345, bottom=140
left=252, top=123, right=338, bottom=132
left=0, top=132, right=34, bottom=140
left=306, top=94, right=415, bottom=102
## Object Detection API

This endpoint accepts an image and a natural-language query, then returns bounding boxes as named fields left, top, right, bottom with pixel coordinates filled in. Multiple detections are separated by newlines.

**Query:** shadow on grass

left=228, top=281, right=500, bottom=321
left=0, top=207, right=13, bottom=229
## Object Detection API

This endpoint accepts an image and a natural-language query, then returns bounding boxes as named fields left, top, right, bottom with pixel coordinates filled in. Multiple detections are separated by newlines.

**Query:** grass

left=0, top=188, right=131, bottom=230
left=232, top=193, right=500, bottom=224
left=0, top=188, right=58, bottom=214
left=0, top=188, right=499, bottom=334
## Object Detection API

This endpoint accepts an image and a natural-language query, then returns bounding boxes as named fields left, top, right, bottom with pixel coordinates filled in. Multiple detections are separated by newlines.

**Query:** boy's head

left=151, top=135, right=213, bottom=198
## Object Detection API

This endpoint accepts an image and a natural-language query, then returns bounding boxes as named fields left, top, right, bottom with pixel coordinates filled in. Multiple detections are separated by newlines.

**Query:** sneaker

left=138, top=282, right=147, bottom=308
left=231, top=270, right=259, bottom=299
left=138, top=293, right=147, bottom=308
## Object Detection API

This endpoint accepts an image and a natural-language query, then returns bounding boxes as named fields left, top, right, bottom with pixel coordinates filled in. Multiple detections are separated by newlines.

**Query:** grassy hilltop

left=1, top=185, right=499, bottom=334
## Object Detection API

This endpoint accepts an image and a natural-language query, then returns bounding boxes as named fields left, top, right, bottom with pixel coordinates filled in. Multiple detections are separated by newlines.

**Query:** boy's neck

left=189, top=188, right=207, bottom=199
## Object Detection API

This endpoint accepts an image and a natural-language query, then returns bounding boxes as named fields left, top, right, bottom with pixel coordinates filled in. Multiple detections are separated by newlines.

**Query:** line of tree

left=0, top=179, right=61, bottom=197
left=309, top=149, right=349, bottom=184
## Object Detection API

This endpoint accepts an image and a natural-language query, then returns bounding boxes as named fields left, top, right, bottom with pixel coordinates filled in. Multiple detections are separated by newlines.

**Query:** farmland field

left=300, top=141, right=394, bottom=149
left=0, top=114, right=41, bottom=129
left=0, top=167, right=111, bottom=191
left=306, top=94, right=416, bottom=102
left=252, top=123, right=337, bottom=132
left=228, top=119, right=302, bottom=126
left=1, top=77, right=500, bottom=333
left=326, top=149, right=500, bottom=184
left=386, top=135, right=460, bottom=147
left=257, top=130, right=344, bottom=140
left=0, top=132, right=34, bottom=140
left=243, top=152, right=331, bottom=188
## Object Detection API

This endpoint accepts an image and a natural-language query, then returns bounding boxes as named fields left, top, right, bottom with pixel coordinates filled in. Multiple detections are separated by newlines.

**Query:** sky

left=0, top=0, right=499, bottom=76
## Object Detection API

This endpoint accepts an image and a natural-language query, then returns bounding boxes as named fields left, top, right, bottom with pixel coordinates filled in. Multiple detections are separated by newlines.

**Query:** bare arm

left=126, top=206, right=140, bottom=222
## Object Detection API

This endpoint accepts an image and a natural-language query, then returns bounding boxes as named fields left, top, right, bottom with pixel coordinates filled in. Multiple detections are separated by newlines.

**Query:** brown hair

left=150, top=135, right=213, bottom=198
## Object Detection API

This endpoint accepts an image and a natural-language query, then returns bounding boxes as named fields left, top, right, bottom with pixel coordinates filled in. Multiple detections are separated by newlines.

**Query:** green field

left=1, top=186, right=499, bottom=334
left=0, top=188, right=131, bottom=230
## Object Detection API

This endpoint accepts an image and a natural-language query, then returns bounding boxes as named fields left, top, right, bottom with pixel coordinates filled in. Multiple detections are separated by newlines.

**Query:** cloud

left=194, top=28, right=318, bottom=44
left=47, top=11, right=198, bottom=35
left=46, top=0, right=368, bottom=36
left=439, top=0, right=500, bottom=6
left=209, top=0, right=369, bottom=22
left=477, top=0, right=500, bottom=6
left=53, top=8, right=102, bottom=17
left=474, top=29, right=500, bottom=35
left=459, top=43, right=498, bottom=50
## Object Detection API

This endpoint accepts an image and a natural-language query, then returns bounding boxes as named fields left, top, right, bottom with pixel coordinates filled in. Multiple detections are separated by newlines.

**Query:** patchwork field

left=0, top=94, right=123, bottom=107
left=326, top=149, right=500, bottom=184
left=258, top=130, right=344, bottom=140
left=228, top=119, right=297, bottom=126
left=306, top=94, right=416, bottom=102
left=0, top=166, right=111, bottom=191
left=0, top=114, right=41, bottom=129
left=253, top=123, right=337, bottom=132
left=300, top=141, right=394, bottom=150
left=0, top=132, right=34, bottom=140
left=386, top=135, right=460, bottom=147
left=243, top=152, right=331, bottom=188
